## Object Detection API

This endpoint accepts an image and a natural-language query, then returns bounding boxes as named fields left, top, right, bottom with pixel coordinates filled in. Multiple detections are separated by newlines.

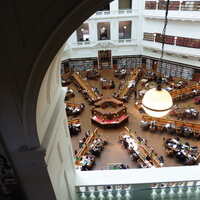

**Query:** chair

left=193, top=132, right=199, bottom=140
left=157, top=125, right=165, bottom=134
left=165, top=147, right=174, bottom=156
left=183, top=130, right=191, bottom=138
left=175, top=129, right=183, bottom=136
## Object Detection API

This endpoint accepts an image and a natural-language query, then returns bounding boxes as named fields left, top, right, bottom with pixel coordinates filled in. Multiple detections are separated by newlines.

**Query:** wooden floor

left=67, top=68, right=200, bottom=170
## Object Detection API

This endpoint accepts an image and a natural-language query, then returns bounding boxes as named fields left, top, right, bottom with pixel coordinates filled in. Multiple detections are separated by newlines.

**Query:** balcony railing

left=73, top=39, right=137, bottom=48
left=90, top=10, right=138, bottom=18
left=142, top=40, right=200, bottom=58
left=143, top=10, right=200, bottom=21
left=75, top=165, right=200, bottom=200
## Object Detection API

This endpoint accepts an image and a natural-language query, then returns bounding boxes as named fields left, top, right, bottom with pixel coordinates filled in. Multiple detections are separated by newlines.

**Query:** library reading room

left=2, top=0, right=200, bottom=200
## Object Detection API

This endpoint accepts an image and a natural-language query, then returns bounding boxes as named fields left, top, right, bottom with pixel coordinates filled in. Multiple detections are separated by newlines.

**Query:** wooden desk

left=164, top=138, right=200, bottom=163
left=94, top=98, right=123, bottom=108
left=114, top=69, right=126, bottom=79
left=116, top=68, right=141, bottom=101
left=75, top=128, right=103, bottom=166
left=101, top=78, right=115, bottom=89
left=68, top=118, right=80, bottom=126
left=120, top=127, right=165, bottom=168
left=86, top=70, right=100, bottom=80
left=142, top=115, right=200, bottom=137
left=73, top=72, right=101, bottom=102
left=91, top=99, right=129, bottom=128
left=61, top=73, right=71, bottom=86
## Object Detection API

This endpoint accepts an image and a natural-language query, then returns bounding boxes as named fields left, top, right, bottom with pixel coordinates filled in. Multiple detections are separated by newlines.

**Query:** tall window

left=97, top=22, right=110, bottom=40
left=119, top=21, right=132, bottom=39
left=119, top=0, right=132, bottom=9
left=76, top=23, right=89, bottom=41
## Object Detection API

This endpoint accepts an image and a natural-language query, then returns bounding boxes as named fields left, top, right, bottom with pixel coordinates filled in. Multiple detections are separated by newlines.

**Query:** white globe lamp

left=142, top=80, right=173, bottom=118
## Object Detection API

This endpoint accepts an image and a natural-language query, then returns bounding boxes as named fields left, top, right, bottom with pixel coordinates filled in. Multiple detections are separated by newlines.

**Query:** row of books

left=145, top=1, right=200, bottom=11
left=144, top=32, right=200, bottom=49
left=68, top=60, right=94, bottom=71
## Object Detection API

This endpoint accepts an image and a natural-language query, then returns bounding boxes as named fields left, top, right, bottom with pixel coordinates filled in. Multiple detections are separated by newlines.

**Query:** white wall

left=37, top=47, right=76, bottom=200
left=62, top=0, right=200, bottom=69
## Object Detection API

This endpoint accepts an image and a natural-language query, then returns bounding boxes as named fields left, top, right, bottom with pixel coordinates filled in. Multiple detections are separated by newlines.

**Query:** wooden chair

left=193, top=132, right=199, bottom=140
left=165, top=147, right=174, bottom=156
left=175, top=128, right=183, bottom=136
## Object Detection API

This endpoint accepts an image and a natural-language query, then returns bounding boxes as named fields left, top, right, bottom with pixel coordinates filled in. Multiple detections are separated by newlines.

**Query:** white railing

left=90, top=10, right=138, bottom=18
left=143, top=10, right=200, bottom=21
left=142, top=40, right=200, bottom=58
left=75, top=165, right=200, bottom=200
left=73, top=39, right=137, bottom=49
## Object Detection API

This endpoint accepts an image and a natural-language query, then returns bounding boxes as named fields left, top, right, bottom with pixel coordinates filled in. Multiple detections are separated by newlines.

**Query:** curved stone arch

left=23, top=0, right=113, bottom=148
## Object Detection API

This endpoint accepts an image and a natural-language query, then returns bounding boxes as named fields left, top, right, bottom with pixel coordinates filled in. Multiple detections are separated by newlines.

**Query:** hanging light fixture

left=142, top=0, right=173, bottom=118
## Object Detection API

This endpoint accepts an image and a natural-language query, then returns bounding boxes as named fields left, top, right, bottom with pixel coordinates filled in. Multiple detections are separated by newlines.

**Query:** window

left=97, top=22, right=110, bottom=40
left=119, top=0, right=132, bottom=9
left=76, top=23, right=89, bottom=42
left=119, top=21, right=132, bottom=39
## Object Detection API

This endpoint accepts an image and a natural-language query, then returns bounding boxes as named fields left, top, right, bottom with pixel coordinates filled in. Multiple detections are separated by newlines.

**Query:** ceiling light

left=142, top=0, right=173, bottom=118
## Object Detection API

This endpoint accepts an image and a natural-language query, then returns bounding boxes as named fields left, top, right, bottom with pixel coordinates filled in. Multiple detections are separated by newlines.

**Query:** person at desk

left=165, top=123, right=175, bottom=134
left=183, top=127, right=192, bottom=137
left=176, top=151, right=185, bottom=162
left=183, top=154, right=196, bottom=165
left=150, top=120, right=156, bottom=132
left=85, top=131, right=90, bottom=138
left=158, top=156, right=164, bottom=164
left=79, top=140, right=84, bottom=148
left=112, top=93, right=118, bottom=98
left=193, top=89, right=199, bottom=96
left=94, top=87, right=99, bottom=93
left=140, top=120, right=148, bottom=130
left=122, top=138, right=129, bottom=149
left=122, top=95, right=128, bottom=102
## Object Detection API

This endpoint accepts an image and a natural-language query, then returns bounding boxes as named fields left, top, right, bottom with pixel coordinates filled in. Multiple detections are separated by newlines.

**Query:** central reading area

left=90, top=98, right=129, bottom=128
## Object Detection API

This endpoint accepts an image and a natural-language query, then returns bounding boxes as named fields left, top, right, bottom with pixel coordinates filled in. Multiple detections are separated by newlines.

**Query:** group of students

left=163, top=137, right=199, bottom=165
left=76, top=132, right=108, bottom=171
left=65, top=103, right=85, bottom=116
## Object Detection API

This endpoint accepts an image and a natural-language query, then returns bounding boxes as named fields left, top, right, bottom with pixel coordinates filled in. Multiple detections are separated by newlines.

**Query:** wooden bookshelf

left=155, top=33, right=174, bottom=45
left=168, top=1, right=180, bottom=10
left=113, top=56, right=142, bottom=69
left=67, top=58, right=98, bottom=72
left=143, top=32, right=154, bottom=42
left=181, top=1, right=200, bottom=11
left=176, top=37, right=200, bottom=49
left=145, top=1, right=156, bottom=9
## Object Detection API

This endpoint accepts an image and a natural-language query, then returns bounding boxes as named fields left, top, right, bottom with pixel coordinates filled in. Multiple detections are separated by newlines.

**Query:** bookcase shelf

left=114, top=56, right=142, bottom=69
left=156, top=61, right=194, bottom=80
left=145, top=1, right=156, bottom=9
left=143, top=32, right=154, bottom=42
left=67, top=59, right=96, bottom=72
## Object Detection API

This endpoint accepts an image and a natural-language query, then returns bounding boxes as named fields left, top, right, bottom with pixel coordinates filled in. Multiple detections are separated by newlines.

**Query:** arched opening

left=22, top=1, right=114, bottom=199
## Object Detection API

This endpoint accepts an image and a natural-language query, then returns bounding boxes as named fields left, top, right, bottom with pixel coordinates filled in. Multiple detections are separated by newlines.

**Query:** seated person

left=112, top=93, right=118, bottom=98
left=183, top=154, right=196, bottom=165
left=122, top=138, right=129, bottom=149
left=140, top=120, right=148, bottom=129
left=103, top=136, right=108, bottom=145
left=119, top=164, right=127, bottom=169
left=193, top=89, right=198, bottom=95
left=183, top=127, right=192, bottom=137
left=100, top=94, right=104, bottom=99
left=122, top=95, right=128, bottom=101
left=158, top=156, right=164, bottom=163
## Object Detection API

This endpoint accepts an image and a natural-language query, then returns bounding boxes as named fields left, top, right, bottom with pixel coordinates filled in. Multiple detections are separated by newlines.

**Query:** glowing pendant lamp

left=142, top=78, right=173, bottom=118
left=142, top=0, right=173, bottom=118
